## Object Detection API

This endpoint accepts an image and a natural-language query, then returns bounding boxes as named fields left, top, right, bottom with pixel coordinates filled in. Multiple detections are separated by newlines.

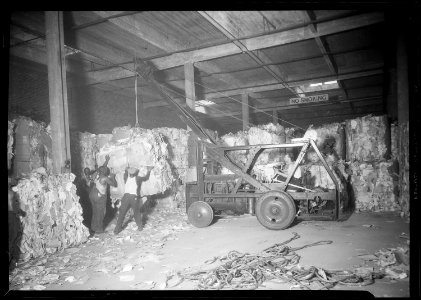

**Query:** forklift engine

left=204, top=181, right=249, bottom=215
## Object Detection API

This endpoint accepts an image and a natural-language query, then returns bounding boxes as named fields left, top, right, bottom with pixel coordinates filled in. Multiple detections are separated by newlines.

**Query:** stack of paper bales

left=12, top=117, right=53, bottom=176
left=70, top=131, right=98, bottom=178
left=96, top=127, right=174, bottom=199
left=348, top=161, right=400, bottom=212
left=11, top=168, right=89, bottom=261
left=344, top=115, right=401, bottom=212
left=219, top=123, right=295, bottom=181
left=345, top=115, right=388, bottom=162
left=219, top=130, right=249, bottom=166
left=398, top=122, right=409, bottom=216
left=8, top=120, right=15, bottom=170
left=305, top=122, right=345, bottom=160
left=390, top=122, right=399, bottom=160
left=152, top=127, right=190, bottom=181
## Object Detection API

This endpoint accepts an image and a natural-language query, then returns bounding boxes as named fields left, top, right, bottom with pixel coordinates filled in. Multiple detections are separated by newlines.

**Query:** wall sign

left=289, top=94, right=329, bottom=105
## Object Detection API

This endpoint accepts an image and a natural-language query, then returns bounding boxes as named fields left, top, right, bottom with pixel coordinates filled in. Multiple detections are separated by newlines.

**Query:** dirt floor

left=8, top=208, right=410, bottom=297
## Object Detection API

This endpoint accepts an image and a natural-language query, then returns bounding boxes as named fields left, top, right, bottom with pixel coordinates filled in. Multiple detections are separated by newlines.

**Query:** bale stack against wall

left=152, top=127, right=190, bottom=181
left=219, top=130, right=249, bottom=166
left=12, top=117, right=53, bottom=176
left=344, top=115, right=400, bottom=213
left=70, top=131, right=98, bottom=178
left=219, top=123, right=291, bottom=181
left=151, top=128, right=191, bottom=209
left=8, top=120, right=15, bottom=170
left=305, top=122, right=345, bottom=160
left=345, top=115, right=388, bottom=162
left=348, top=161, right=400, bottom=212
left=11, top=168, right=89, bottom=261
left=390, top=122, right=399, bottom=161
left=398, top=122, right=409, bottom=216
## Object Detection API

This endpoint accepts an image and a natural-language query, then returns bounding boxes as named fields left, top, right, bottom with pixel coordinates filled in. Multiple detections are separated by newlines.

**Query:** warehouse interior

left=6, top=10, right=419, bottom=296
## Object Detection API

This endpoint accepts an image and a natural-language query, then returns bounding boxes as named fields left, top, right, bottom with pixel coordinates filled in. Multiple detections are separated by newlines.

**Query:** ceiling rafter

left=77, top=12, right=385, bottom=85
left=303, top=10, right=348, bottom=100
left=198, top=11, right=300, bottom=98
left=144, top=68, right=383, bottom=109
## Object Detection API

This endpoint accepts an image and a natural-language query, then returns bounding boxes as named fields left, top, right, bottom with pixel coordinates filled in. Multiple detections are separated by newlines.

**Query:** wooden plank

left=45, top=11, right=70, bottom=174
left=149, top=12, right=383, bottom=70
left=150, top=43, right=242, bottom=70
left=184, top=62, right=196, bottom=110
left=303, top=11, right=349, bottom=101
left=92, top=11, right=184, bottom=52
left=242, top=12, right=384, bottom=51
left=198, top=11, right=297, bottom=96
left=397, top=34, right=409, bottom=123
left=242, top=94, right=249, bottom=130
left=213, top=95, right=382, bottom=117
left=207, top=68, right=383, bottom=99
left=272, top=109, right=278, bottom=124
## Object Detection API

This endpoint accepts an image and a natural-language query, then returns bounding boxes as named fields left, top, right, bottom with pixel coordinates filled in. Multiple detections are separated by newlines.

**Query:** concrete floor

left=9, top=210, right=409, bottom=296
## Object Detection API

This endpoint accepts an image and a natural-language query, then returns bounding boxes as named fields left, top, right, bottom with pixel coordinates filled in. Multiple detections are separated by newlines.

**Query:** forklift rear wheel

left=187, top=201, right=214, bottom=228
left=255, top=191, right=296, bottom=230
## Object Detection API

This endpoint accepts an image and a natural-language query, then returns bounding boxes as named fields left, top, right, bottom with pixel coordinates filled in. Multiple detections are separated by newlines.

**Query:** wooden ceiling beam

left=282, top=103, right=383, bottom=120
left=208, top=95, right=382, bottom=118
left=198, top=11, right=298, bottom=97
left=102, top=11, right=384, bottom=79
left=10, top=12, right=383, bottom=88
left=303, top=10, right=349, bottom=100
left=144, top=68, right=382, bottom=108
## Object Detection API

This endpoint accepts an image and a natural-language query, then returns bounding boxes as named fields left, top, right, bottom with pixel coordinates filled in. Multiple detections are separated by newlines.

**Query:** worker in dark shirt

left=89, top=155, right=117, bottom=236
left=114, top=166, right=152, bottom=235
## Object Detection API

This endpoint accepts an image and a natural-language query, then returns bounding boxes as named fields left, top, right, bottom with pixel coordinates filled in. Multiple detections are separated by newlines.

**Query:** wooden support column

left=184, top=62, right=196, bottom=115
left=397, top=35, right=409, bottom=123
left=45, top=11, right=71, bottom=174
left=396, top=31, right=410, bottom=215
left=242, top=93, right=249, bottom=130
left=272, top=109, right=278, bottom=124
left=184, top=62, right=198, bottom=182
left=386, top=68, right=398, bottom=120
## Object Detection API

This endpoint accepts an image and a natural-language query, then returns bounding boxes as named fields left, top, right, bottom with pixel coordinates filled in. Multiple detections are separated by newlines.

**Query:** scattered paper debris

left=33, top=285, right=46, bottom=290
left=119, top=274, right=135, bottom=282
left=65, top=276, right=75, bottom=282
left=358, top=254, right=378, bottom=261
left=121, top=264, right=133, bottom=272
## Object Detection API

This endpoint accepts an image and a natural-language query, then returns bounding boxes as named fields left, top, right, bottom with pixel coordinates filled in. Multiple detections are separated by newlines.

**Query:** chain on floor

left=166, top=232, right=383, bottom=290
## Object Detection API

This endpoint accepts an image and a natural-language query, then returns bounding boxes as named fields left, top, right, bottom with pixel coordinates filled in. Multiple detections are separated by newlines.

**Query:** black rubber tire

left=187, top=201, right=214, bottom=228
left=255, top=191, right=296, bottom=230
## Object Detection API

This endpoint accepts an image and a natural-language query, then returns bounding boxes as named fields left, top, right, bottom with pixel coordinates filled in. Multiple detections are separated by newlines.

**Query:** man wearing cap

left=114, top=166, right=152, bottom=235
left=89, top=155, right=117, bottom=236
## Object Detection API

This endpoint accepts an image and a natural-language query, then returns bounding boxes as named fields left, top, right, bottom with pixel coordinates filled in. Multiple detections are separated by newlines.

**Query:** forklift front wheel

left=255, top=191, right=296, bottom=230
left=187, top=201, right=214, bottom=228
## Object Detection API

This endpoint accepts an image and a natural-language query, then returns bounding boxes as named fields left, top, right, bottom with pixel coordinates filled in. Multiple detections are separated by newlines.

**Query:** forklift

left=135, top=59, right=347, bottom=230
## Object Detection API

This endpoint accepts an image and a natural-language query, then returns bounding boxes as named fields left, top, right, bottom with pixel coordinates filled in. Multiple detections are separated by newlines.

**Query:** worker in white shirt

left=114, top=166, right=152, bottom=235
